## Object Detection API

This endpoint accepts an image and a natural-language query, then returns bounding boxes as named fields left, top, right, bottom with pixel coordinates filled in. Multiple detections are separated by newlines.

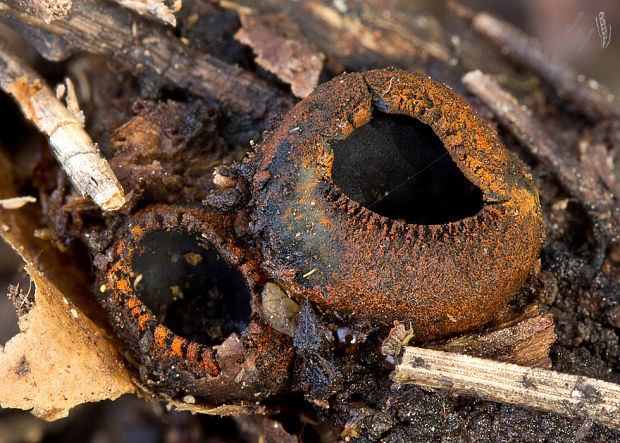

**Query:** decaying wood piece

left=3, top=0, right=71, bottom=23
left=0, top=40, right=125, bottom=211
left=221, top=0, right=451, bottom=70
left=433, top=306, right=556, bottom=369
left=235, top=13, right=324, bottom=98
left=112, top=0, right=181, bottom=26
left=0, top=0, right=291, bottom=123
left=472, top=12, right=620, bottom=121
left=463, top=70, right=620, bottom=245
left=393, top=346, right=620, bottom=430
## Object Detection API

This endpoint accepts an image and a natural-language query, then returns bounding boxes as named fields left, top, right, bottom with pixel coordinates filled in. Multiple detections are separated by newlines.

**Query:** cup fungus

left=95, top=68, right=545, bottom=404
left=96, top=204, right=294, bottom=404
left=251, top=68, right=545, bottom=341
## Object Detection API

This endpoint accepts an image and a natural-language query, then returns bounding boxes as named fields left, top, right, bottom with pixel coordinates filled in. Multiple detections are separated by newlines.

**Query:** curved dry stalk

left=472, top=12, right=620, bottom=121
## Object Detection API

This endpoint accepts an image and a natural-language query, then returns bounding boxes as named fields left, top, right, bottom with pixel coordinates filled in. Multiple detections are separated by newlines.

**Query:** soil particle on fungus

left=261, top=282, right=300, bottom=337
left=334, top=323, right=368, bottom=351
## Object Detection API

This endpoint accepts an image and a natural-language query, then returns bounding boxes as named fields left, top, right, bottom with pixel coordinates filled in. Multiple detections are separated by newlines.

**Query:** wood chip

left=235, top=13, right=324, bottom=98
left=0, top=196, right=36, bottom=209
left=432, top=307, right=556, bottom=369
left=112, top=0, right=181, bottom=26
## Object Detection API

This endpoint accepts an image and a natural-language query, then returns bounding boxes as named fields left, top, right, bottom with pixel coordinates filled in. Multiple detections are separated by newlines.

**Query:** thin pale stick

left=0, top=40, right=125, bottom=210
left=394, top=346, right=620, bottom=430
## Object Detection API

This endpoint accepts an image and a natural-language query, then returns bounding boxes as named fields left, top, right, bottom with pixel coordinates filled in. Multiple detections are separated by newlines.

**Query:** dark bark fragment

left=0, top=0, right=293, bottom=127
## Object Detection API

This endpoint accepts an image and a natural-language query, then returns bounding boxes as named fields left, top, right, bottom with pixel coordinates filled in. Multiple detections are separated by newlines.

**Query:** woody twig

left=0, top=40, right=125, bottom=210
left=0, top=0, right=290, bottom=123
left=472, top=11, right=620, bottom=121
left=393, top=346, right=620, bottom=430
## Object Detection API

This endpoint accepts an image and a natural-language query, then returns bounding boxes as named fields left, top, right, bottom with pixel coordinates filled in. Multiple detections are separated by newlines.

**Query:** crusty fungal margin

left=95, top=204, right=295, bottom=405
